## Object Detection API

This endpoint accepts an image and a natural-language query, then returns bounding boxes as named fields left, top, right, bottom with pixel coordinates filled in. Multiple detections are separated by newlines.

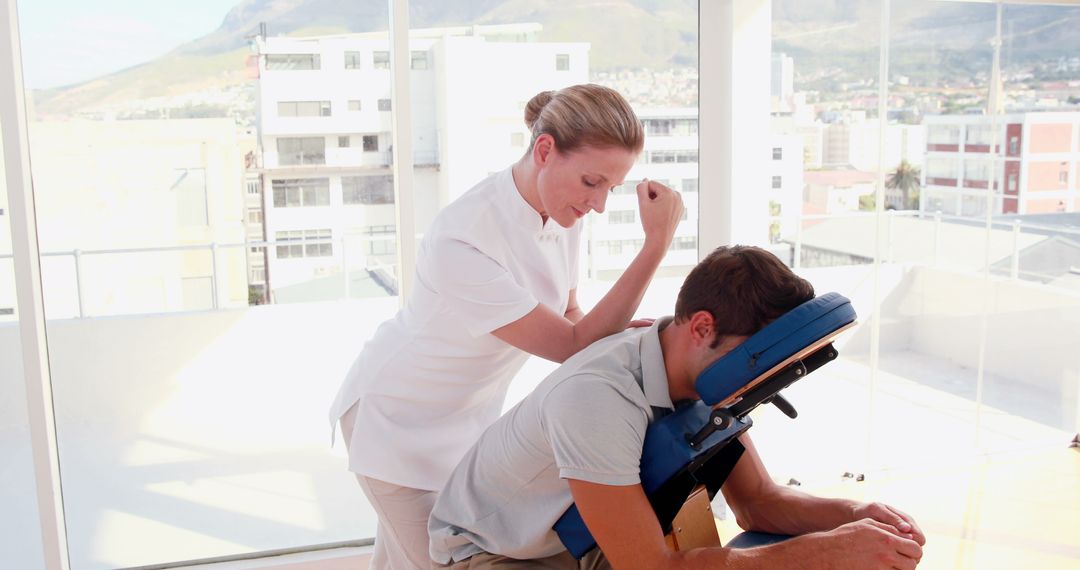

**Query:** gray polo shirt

left=428, top=318, right=676, bottom=563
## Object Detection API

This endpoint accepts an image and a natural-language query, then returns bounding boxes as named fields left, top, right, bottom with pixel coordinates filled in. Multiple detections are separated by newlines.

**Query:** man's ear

left=532, top=133, right=555, bottom=166
left=687, top=310, right=716, bottom=348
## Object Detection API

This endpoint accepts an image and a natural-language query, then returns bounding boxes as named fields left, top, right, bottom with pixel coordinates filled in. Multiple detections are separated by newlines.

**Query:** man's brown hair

left=674, top=245, right=815, bottom=348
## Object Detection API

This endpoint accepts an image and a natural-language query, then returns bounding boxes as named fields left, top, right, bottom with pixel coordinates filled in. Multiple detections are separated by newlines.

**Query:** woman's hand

left=636, top=179, right=683, bottom=251
left=627, top=318, right=655, bottom=329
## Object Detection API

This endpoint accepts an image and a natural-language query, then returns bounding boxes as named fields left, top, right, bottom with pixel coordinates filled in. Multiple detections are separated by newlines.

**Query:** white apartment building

left=587, top=109, right=699, bottom=280
left=771, top=52, right=795, bottom=113
left=922, top=112, right=1080, bottom=217
left=255, top=24, right=588, bottom=299
left=2, top=119, right=248, bottom=321
left=586, top=109, right=804, bottom=279
left=822, top=118, right=925, bottom=172
left=769, top=134, right=805, bottom=240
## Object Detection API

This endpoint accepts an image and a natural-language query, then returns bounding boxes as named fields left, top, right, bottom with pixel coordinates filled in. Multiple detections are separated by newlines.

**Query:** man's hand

left=852, top=501, right=926, bottom=546
left=787, top=518, right=924, bottom=569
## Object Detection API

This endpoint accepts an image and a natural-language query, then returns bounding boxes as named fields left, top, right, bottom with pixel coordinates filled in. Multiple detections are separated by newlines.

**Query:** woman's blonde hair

left=524, top=84, right=644, bottom=155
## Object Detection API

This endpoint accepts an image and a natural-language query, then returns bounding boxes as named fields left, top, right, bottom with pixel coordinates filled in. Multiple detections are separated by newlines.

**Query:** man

left=429, top=246, right=925, bottom=569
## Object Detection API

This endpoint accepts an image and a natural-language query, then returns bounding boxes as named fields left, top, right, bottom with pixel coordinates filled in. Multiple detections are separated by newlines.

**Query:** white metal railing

left=768, top=208, right=1080, bottom=281
left=4, top=211, right=1078, bottom=319
left=0, top=235, right=401, bottom=318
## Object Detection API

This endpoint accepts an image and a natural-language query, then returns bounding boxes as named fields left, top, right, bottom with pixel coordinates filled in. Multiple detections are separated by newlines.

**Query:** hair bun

left=524, top=90, right=555, bottom=130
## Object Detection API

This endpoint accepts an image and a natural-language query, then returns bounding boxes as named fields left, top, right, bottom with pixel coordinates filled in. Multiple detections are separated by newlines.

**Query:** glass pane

left=761, top=0, right=1080, bottom=486
left=406, top=2, right=700, bottom=409
left=761, top=0, right=887, bottom=483
left=0, top=119, right=47, bottom=570
left=977, top=3, right=1080, bottom=451
left=18, top=2, right=394, bottom=566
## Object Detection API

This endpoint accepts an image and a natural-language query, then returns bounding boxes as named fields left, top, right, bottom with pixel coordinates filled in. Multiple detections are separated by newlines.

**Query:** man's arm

left=721, top=434, right=925, bottom=546
left=568, top=479, right=923, bottom=570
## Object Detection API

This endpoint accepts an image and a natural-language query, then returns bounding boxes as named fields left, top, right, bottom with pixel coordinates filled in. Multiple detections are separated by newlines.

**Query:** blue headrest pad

left=694, top=292, right=856, bottom=405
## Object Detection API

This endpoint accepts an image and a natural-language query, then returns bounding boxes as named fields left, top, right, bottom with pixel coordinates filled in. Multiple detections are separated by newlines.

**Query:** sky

left=17, top=0, right=239, bottom=89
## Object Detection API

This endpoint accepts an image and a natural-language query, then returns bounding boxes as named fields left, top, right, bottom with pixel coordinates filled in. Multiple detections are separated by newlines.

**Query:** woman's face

left=534, top=138, right=637, bottom=228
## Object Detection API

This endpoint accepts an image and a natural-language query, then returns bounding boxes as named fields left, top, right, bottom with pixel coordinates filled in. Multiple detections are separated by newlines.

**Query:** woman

left=330, top=84, right=683, bottom=569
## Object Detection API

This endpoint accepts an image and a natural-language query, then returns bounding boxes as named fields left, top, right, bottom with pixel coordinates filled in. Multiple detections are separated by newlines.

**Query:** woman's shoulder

left=428, top=171, right=506, bottom=241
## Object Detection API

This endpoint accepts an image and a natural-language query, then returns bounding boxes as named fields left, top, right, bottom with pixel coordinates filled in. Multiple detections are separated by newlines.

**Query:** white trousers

left=342, top=402, right=438, bottom=570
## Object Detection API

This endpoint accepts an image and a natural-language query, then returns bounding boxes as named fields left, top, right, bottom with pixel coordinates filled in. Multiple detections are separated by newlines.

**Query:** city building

left=821, top=114, right=925, bottom=172
left=586, top=108, right=700, bottom=280
left=921, top=112, right=1080, bottom=217
left=254, top=24, right=589, bottom=299
left=1, top=118, right=249, bottom=321
left=584, top=110, right=804, bottom=280
left=771, top=52, right=795, bottom=113
left=803, top=169, right=877, bottom=215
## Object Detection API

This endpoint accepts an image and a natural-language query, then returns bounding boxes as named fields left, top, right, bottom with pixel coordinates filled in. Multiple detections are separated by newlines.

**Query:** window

left=275, top=229, right=332, bottom=258
left=966, top=125, right=995, bottom=147
left=0, top=308, right=14, bottom=316
left=964, top=159, right=990, bottom=183
left=649, top=151, right=676, bottom=164
left=305, top=229, right=333, bottom=257
left=555, top=53, right=570, bottom=71
left=609, top=210, right=635, bottom=224
left=676, top=150, right=698, bottom=163
left=276, top=137, right=325, bottom=166
left=271, top=178, right=330, bottom=208
left=265, top=54, right=320, bottom=70
left=246, top=181, right=261, bottom=195
left=510, top=132, right=525, bottom=147
left=348, top=100, right=362, bottom=112
left=378, top=99, right=392, bottom=111
left=173, top=168, right=208, bottom=227
left=928, top=124, right=961, bottom=145
left=366, top=224, right=396, bottom=255
left=683, top=178, right=699, bottom=194
left=772, top=147, right=783, bottom=160
left=343, top=175, right=394, bottom=205
left=373, top=51, right=390, bottom=70
left=338, top=136, right=350, bottom=148
left=411, top=51, right=428, bottom=70
left=0, top=208, right=5, bottom=216
left=670, top=236, right=697, bottom=250
left=771, top=176, right=782, bottom=189
left=362, top=135, right=379, bottom=152
left=246, top=209, right=263, bottom=224
left=1008, top=174, right=1018, bottom=192
left=252, top=268, right=266, bottom=282
left=926, top=157, right=959, bottom=180
left=275, top=230, right=303, bottom=259
left=602, top=240, right=623, bottom=255
left=646, top=119, right=674, bottom=136
left=1008, top=136, right=1020, bottom=155
left=345, top=51, right=363, bottom=69
left=277, top=101, right=331, bottom=117
left=1060, top=169, right=1068, bottom=185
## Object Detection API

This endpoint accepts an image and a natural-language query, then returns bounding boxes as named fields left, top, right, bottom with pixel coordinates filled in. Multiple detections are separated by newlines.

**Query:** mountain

left=29, top=0, right=1080, bottom=118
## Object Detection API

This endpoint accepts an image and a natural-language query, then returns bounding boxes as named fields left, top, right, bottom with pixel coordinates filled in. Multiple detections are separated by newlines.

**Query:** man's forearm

left=735, top=485, right=858, bottom=536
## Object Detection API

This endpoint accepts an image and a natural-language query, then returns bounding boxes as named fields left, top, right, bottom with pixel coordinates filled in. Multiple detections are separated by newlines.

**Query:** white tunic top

left=329, top=166, right=581, bottom=491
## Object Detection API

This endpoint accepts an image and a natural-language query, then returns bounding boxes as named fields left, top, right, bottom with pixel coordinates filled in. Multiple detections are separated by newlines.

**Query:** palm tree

left=886, top=160, right=921, bottom=210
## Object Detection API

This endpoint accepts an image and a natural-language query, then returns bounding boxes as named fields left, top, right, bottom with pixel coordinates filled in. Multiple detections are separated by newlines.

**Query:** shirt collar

left=640, top=317, right=675, bottom=411
left=499, top=166, right=558, bottom=236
